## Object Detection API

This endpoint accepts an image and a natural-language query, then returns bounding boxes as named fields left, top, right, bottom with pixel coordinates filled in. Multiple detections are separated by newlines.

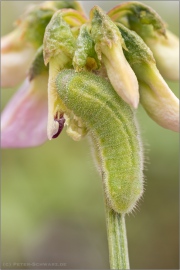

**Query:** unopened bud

left=108, top=2, right=179, bottom=81
left=139, top=81, right=179, bottom=132
left=144, top=30, right=179, bottom=81
left=1, top=30, right=36, bottom=88
left=117, top=23, right=179, bottom=132
left=90, top=6, right=139, bottom=108
left=43, top=10, right=76, bottom=140
left=73, top=24, right=100, bottom=71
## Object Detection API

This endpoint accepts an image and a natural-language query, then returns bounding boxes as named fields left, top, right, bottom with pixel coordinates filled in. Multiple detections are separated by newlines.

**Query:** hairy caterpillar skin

left=56, top=70, right=143, bottom=214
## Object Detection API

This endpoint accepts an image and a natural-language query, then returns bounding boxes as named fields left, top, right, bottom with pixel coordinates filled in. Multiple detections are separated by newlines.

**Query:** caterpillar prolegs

left=56, top=69, right=144, bottom=214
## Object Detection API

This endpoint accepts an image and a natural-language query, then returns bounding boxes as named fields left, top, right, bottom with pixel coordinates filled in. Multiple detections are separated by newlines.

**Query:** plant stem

left=106, top=202, right=130, bottom=269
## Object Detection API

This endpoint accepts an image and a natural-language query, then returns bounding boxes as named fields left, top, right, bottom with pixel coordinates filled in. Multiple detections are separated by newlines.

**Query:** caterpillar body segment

left=56, top=69, right=143, bottom=214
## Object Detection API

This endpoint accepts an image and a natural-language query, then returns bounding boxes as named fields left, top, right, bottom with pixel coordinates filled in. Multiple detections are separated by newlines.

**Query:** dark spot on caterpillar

left=52, top=114, right=65, bottom=139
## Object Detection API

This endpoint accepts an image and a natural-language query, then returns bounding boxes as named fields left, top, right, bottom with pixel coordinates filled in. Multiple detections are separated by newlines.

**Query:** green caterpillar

left=56, top=69, right=144, bottom=214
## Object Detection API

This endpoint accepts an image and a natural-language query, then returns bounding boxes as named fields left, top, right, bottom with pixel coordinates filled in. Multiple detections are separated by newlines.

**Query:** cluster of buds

left=1, top=1, right=179, bottom=148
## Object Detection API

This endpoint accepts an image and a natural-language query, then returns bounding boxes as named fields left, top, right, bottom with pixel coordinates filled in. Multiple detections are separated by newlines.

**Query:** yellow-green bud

left=144, top=30, right=179, bottom=81
left=89, top=6, right=139, bottom=108
left=43, top=11, right=76, bottom=140
left=73, top=24, right=100, bottom=71
left=117, top=23, right=179, bottom=132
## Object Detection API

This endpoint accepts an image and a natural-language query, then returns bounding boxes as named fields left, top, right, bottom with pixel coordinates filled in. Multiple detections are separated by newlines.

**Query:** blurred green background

left=1, top=1, right=179, bottom=269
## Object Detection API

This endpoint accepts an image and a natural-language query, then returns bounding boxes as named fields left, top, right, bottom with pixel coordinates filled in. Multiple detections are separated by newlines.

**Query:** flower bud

left=43, top=10, right=76, bottom=66
left=46, top=58, right=69, bottom=141
left=117, top=23, right=179, bottom=132
left=139, top=81, right=179, bottom=132
left=144, top=30, right=179, bottom=81
left=108, top=2, right=179, bottom=81
left=1, top=31, right=36, bottom=88
left=90, top=6, right=139, bottom=109
left=59, top=9, right=87, bottom=27
left=43, top=10, right=76, bottom=140
left=73, top=24, right=100, bottom=71
left=43, top=1, right=85, bottom=13
left=28, top=45, right=48, bottom=81
left=108, top=1, right=166, bottom=36
left=1, top=2, right=55, bottom=88
left=15, top=3, right=54, bottom=48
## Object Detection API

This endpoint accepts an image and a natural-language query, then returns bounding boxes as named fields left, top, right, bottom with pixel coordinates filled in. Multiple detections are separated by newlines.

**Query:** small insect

left=56, top=69, right=144, bottom=214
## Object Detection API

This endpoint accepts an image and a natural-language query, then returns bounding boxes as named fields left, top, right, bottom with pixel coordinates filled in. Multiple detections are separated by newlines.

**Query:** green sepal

left=28, top=46, right=48, bottom=81
left=116, top=23, right=155, bottom=69
left=43, top=10, right=76, bottom=65
left=16, top=5, right=54, bottom=48
left=58, top=9, right=87, bottom=27
left=51, top=1, right=85, bottom=13
left=73, top=24, right=100, bottom=71
left=89, top=5, right=127, bottom=60
left=108, top=1, right=166, bottom=39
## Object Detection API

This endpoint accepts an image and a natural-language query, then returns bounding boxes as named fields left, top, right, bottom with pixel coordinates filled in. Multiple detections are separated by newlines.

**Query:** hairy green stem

left=106, top=202, right=130, bottom=269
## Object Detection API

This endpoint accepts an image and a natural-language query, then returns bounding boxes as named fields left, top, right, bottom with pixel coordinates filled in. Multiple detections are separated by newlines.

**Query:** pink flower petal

left=1, top=76, right=48, bottom=148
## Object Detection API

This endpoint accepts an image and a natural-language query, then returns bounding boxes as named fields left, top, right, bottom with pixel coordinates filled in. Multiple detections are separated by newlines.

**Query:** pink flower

left=1, top=74, right=49, bottom=148
left=0, top=2, right=56, bottom=149
left=1, top=3, right=81, bottom=148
